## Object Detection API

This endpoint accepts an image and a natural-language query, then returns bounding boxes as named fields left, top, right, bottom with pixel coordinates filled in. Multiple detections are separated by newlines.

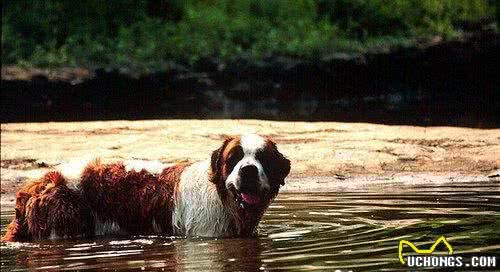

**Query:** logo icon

left=398, top=236, right=454, bottom=264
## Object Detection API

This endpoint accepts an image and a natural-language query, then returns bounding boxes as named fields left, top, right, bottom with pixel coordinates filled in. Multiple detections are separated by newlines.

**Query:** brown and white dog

left=2, top=134, right=290, bottom=241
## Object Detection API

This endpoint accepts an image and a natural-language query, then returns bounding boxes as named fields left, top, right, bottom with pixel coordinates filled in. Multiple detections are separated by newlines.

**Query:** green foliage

left=317, top=0, right=494, bottom=38
left=1, top=0, right=495, bottom=70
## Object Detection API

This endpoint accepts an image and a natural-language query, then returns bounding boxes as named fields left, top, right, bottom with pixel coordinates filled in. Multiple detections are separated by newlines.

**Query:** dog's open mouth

left=229, top=186, right=262, bottom=209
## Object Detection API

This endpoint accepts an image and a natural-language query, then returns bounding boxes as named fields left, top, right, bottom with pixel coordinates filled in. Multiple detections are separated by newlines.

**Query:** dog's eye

left=255, top=152, right=267, bottom=165
left=255, top=151, right=276, bottom=183
left=227, top=157, right=238, bottom=171
left=226, top=147, right=243, bottom=171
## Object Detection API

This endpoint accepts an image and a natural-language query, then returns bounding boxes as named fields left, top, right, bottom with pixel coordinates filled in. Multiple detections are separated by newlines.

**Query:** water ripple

left=1, top=180, right=498, bottom=271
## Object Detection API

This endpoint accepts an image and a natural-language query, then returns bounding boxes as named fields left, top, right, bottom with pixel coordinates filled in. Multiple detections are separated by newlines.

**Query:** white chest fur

left=172, top=161, right=236, bottom=237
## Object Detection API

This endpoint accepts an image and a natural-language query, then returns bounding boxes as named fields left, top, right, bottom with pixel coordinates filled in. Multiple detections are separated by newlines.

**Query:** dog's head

left=210, top=134, right=290, bottom=232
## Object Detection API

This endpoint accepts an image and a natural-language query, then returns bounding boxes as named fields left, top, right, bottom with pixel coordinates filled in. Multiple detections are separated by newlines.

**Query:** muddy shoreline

left=1, top=120, right=498, bottom=201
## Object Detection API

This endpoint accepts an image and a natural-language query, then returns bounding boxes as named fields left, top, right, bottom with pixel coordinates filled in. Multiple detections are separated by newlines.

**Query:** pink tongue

left=241, top=193, right=260, bottom=205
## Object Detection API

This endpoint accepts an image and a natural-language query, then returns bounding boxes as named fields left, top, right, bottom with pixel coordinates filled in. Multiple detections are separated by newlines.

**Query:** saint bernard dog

left=2, top=134, right=290, bottom=241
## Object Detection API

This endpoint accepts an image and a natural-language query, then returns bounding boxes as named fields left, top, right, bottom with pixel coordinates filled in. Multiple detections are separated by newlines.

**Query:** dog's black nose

left=240, top=165, right=258, bottom=180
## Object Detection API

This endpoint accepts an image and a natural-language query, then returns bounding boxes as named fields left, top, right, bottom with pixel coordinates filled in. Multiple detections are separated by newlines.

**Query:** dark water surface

left=1, top=180, right=499, bottom=271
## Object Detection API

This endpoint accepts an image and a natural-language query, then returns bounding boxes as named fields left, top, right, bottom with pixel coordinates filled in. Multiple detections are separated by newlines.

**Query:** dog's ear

left=274, top=149, right=291, bottom=186
left=210, top=146, right=223, bottom=182
left=264, top=140, right=291, bottom=186
left=210, top=136, right=233, bottom=184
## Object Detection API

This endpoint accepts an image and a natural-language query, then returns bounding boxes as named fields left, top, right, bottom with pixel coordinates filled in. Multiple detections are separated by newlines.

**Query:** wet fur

left=3, top=161, right=187, bottom=241
left=3, top=172, right=93, bottom=241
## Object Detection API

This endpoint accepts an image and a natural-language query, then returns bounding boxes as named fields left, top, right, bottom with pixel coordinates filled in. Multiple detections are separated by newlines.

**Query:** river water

left=1, top=180, right=498, bottom=271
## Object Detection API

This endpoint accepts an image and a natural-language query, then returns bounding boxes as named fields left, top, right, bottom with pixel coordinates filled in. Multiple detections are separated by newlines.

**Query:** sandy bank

left=1, top=120, right=499, bottom=197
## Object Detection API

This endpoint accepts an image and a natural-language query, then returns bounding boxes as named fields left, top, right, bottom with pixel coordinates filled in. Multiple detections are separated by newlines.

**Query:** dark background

left=1, top=0, right=498, bottom=127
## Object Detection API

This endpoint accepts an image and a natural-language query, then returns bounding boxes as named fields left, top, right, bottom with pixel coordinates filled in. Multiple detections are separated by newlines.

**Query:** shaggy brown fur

left=3, top=172, right=93, bottom=241
left=2, top=161, right=187, bottom=242
left=79, top=160, right=187, bottom=235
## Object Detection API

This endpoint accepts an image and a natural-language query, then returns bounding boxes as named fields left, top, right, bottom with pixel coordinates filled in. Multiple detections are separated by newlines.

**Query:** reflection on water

left=1, top=180, right=499, bottom=271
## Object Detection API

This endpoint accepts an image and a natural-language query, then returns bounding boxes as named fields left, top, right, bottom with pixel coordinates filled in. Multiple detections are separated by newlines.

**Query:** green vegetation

left=1, top=0, right=496, bottom=71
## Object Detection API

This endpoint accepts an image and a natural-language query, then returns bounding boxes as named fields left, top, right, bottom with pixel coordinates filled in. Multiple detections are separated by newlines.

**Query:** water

left=1, top=180, right=499, bottom=271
